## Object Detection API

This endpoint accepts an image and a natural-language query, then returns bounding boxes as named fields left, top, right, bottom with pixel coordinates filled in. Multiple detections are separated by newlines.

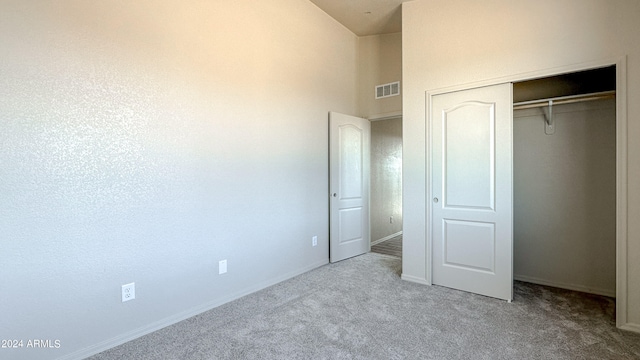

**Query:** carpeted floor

left=89, top=253, right=640, bottom=360
left=371, top=235, right=402, bottom=257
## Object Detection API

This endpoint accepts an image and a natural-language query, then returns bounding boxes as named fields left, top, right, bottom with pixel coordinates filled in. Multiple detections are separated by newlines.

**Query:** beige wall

left=0, top=1, right=358, bottom=358
left=402, top=0, right=640, bottom=330
left=359, top=33, right=403, bottom=246
left=371, top=118, right=403, bottom=242
left=358, top=32, right=403, bottom=118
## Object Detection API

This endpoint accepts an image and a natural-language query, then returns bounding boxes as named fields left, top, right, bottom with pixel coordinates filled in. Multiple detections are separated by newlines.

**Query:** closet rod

left=513, top=90, right=615, bottom=110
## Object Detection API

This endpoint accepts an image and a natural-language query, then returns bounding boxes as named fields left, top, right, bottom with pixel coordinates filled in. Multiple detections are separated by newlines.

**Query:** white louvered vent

left=375, top=81, right=400, bottom=99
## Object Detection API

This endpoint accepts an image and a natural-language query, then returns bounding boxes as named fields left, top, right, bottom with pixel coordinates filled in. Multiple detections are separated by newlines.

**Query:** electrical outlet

left=312, top=236, right=318, bottom=247
left=122, top=282, right=135, bottom=302
left=390, top=216, right=393, bottom=224
left=219, top=260, right=227, bottom=274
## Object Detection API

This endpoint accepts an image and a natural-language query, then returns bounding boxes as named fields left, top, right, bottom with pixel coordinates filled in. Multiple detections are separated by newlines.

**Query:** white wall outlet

left=390, top=216, right=394, bottom=224
left=312, top=236, right=318, bottom=247
left=219, top=259, right=227, bottom=274
left=122, top=282, right=135, bottom=302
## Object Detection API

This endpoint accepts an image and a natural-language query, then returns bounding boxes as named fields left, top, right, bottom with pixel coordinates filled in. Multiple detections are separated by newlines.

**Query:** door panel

left=443, top=219, right=495, bottom=273
left=339, top=208, right=364, bottom=243
left=431, top=84, right=513, bottom=301
left=339, top=125, right=364, bottom=199
left=444, top=102, right=495, bottom=210
left=330, top=112, right=370, bottom=263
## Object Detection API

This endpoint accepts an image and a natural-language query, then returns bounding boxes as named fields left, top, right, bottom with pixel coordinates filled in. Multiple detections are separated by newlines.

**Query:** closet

left=512, top=66, right=616, bottom=297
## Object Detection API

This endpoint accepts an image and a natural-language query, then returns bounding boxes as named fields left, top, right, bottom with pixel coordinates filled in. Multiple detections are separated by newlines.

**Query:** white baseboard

left=401, top=273, right=430, bottom=286
left=514, top=274, right=615, bottom=298
left=620, top=322, right=640, bottom=334
left=371, top=231, right=402, bottom=246
left=57, top=258, right=329, bottom=360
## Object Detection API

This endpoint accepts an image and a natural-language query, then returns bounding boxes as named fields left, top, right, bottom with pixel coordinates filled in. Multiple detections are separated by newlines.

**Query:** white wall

left=358, top=33, right=403, bottom=118
left=370, top=118, right=403, bottom=243
left=402, top=0, right=640, bottom=330
left=514, top=100, right=616, bottom=297
left=0, top=1, right=358, bottom=359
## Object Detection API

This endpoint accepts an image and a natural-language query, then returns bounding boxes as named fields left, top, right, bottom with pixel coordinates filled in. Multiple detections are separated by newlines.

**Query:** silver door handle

left=332, top=193, right=337, bottom=197
left=433, top=197, right=439, bottom=203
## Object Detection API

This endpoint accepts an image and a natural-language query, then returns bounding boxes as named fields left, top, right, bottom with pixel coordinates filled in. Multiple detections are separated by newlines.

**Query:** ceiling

left=309, top=0, right=409, bottom=36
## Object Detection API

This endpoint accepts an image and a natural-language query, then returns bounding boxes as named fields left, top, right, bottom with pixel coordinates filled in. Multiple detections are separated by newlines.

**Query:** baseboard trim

left=620, top=323, right=640, bottom=334
left=514, top=274, right=615, bottom=298
left=371, top=231, right=402, bottom=246
left=401, top=273, right=430, bottom=285
left=57, top=258, right=329, bottom=360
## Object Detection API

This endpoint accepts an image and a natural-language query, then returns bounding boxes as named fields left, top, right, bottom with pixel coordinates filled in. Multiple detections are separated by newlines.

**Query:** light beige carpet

left=89, top=253, right=640, bottom=359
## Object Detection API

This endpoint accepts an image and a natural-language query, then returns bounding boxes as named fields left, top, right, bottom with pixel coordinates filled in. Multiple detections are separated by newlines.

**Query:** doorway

left=370, top=116, right=403, bottom=258
left=512, top=66, right=616, bottom=297
left=329, top=113, right=403, bottom=261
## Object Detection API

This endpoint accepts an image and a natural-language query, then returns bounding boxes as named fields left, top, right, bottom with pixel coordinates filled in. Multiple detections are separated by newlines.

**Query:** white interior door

left=329, top=112, right=370, bottom=263
left=431, top=83, right=513, bottom=301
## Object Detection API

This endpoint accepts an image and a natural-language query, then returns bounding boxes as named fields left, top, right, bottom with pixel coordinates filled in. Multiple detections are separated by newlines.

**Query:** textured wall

left=402, top=0, right=640, bottom=330
left=0, top=1, right=358, bottom=359
left=370, top=118, right=403, bottom=242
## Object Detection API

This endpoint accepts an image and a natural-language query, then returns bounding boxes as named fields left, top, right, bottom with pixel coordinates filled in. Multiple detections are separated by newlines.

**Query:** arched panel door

left=329, top=112, right=370, bottom=263
left=431, top=83, right=513, bottom=301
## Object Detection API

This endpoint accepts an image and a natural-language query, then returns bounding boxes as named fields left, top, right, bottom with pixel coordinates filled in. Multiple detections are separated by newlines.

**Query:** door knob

left=332, top=193, right=337, bottom=197
left=433, top=197, right=439, bottom=203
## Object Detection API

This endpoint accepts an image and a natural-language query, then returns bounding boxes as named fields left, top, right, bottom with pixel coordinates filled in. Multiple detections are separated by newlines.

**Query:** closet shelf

left=513, top=90, right=615, bottom=110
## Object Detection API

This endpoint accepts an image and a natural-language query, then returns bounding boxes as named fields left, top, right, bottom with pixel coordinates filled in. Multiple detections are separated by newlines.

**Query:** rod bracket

left=543, top=100, right=555, bottom=135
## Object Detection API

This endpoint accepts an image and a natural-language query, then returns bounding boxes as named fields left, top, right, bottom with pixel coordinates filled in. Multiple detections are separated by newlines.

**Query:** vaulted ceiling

left=309, top=0, right=409, bottom=36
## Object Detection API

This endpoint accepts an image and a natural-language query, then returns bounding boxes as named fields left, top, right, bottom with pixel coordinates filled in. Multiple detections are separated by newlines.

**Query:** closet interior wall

left=513, top=86, right=616, bottom=297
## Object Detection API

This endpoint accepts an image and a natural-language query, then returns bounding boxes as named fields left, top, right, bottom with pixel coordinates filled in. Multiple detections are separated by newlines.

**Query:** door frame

left=424, top=56, right=629, bottom=328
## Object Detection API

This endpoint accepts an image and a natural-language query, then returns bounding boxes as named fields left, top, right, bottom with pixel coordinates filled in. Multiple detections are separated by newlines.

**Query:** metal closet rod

left=513, top=90, right=616, bottom=110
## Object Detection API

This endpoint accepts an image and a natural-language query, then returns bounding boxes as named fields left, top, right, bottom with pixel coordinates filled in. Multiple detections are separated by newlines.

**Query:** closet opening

left=512, top=66, right=617, bottom=299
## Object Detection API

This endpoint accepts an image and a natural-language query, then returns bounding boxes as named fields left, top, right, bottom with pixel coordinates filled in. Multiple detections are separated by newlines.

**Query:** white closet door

left=431, top=83, right=513, bottom=301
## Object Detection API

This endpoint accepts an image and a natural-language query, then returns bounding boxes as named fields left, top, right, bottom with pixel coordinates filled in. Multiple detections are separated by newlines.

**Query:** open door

left=329, top=112, right=370, bottom=263
left=430, top=84, right=513, bottom=301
